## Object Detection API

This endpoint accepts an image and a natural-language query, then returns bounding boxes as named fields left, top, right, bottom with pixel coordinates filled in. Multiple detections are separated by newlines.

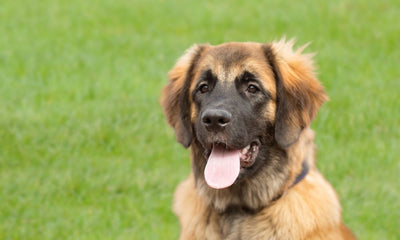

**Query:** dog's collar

left=270, top=161, right=309, bottom=204
left=291, top=161, right=309, bottom=188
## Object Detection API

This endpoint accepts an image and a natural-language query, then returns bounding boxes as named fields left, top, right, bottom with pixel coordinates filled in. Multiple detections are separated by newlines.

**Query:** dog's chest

left=216, top=208, right=279, bottom=240
left=218, top=209, right=248, bottom=237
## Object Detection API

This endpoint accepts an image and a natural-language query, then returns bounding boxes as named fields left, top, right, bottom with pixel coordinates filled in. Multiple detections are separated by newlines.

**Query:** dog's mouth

left=239, top=141, right=260, bottom=168
left=204, top=141, right=260, bottom=189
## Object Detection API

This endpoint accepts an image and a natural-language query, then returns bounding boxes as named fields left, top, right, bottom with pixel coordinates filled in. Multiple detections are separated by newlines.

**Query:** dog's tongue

left=204, top=145, right=240, bottom=189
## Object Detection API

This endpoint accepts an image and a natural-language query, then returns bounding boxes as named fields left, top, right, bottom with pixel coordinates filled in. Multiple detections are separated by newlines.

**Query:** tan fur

left=162, top=40, right=356, bottom=239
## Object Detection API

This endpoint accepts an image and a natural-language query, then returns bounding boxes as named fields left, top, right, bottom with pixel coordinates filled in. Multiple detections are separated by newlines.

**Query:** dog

left=161, top=39, right=356, bottom=239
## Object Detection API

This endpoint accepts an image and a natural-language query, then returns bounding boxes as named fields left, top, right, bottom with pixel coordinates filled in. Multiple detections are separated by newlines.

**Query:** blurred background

left=0, top=0, right=399, bottom=239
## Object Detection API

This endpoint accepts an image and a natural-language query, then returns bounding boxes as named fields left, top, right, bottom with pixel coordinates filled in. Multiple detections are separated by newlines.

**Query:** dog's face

left=190, top=43, right=277, bottom=188
left=192, top=43, right=274, bottom=150
left=162, top=41, right=327, bottom=189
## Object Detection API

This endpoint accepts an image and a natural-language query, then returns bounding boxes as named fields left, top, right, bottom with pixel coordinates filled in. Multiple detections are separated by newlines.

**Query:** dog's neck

left=190, top=128, right=315, bottom=213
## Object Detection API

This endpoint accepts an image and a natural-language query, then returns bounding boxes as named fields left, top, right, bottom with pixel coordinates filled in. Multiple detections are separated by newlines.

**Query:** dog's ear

left=264, top=40, right=328, bottom=148
left=161, top=44, right=207, bottom=148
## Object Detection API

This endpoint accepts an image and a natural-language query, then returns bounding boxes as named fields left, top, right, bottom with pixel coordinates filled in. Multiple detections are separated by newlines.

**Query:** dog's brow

left=198, top=69, right=216, bottom=83
left=238, top=71, right=258, bottom=82
left=235, top=71, right=263, bottom=86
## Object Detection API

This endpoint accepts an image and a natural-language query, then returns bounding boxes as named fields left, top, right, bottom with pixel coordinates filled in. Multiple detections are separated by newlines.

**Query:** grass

left=0, top=0, right=399, bottom=239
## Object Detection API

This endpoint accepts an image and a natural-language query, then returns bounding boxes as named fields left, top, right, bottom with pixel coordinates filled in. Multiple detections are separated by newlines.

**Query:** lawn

left=0, top=0, right=399, bottom=239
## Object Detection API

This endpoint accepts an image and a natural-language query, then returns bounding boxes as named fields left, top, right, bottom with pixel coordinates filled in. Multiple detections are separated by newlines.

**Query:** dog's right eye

left=247, top=84, right=260, bottom=94
left=199, top=84, right=209, bottom=93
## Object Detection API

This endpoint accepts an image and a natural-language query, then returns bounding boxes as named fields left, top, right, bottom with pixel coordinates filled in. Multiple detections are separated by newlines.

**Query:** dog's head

left=161, top=40, right=327, bottom=189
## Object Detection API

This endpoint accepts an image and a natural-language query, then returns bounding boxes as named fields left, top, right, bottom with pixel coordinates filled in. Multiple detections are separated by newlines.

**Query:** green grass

left=0, top=0, right=399, bottom=239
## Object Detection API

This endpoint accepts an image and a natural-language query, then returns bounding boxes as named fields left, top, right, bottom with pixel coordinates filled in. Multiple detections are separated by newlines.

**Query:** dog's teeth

left=241, top=145, right=251, bottom=154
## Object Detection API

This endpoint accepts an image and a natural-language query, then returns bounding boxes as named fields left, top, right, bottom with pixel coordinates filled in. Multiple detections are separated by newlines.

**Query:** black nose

left=201, top=109, right=232, bottom=131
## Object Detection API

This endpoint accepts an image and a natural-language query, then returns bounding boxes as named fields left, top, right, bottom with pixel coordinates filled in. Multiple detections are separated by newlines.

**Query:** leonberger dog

left=161, top=39, right=356, bottom=240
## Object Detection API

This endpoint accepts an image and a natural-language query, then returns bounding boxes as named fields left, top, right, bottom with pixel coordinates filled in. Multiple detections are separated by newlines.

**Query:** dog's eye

left=199, top=84, right=209, bottom=93
left=247, top=84, right=259, bottom=94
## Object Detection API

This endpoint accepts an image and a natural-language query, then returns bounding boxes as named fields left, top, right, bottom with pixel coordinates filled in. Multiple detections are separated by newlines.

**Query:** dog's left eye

left=246, top=84, right=259, bottom=94
left=199, top=84, right=209, bottom=93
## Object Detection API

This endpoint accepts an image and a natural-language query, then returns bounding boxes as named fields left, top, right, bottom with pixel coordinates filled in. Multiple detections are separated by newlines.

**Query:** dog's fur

left=161, top=39, right=356, bottom=239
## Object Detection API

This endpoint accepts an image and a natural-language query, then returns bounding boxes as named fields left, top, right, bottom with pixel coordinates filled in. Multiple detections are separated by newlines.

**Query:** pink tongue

left=204, top=145, right=241, bottom=189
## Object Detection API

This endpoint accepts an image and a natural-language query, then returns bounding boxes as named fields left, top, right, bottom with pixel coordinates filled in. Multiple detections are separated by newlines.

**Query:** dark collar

left=291, top=161, right=309, bottom=188
left=271, top=161, right=310, bottom=203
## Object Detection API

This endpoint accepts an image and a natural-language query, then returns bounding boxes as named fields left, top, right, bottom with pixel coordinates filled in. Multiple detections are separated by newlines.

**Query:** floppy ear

left=264, top=40, right=328, bottom=148
left=160, top=44, right=207, bottom=148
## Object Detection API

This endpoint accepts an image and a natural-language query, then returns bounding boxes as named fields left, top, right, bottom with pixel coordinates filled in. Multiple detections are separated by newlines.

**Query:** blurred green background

left=0, top=0, right=399, bottom=239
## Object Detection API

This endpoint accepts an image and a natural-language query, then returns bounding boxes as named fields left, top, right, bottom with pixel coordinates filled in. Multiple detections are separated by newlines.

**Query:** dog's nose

left=201, top=109, right=232, bottom=131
